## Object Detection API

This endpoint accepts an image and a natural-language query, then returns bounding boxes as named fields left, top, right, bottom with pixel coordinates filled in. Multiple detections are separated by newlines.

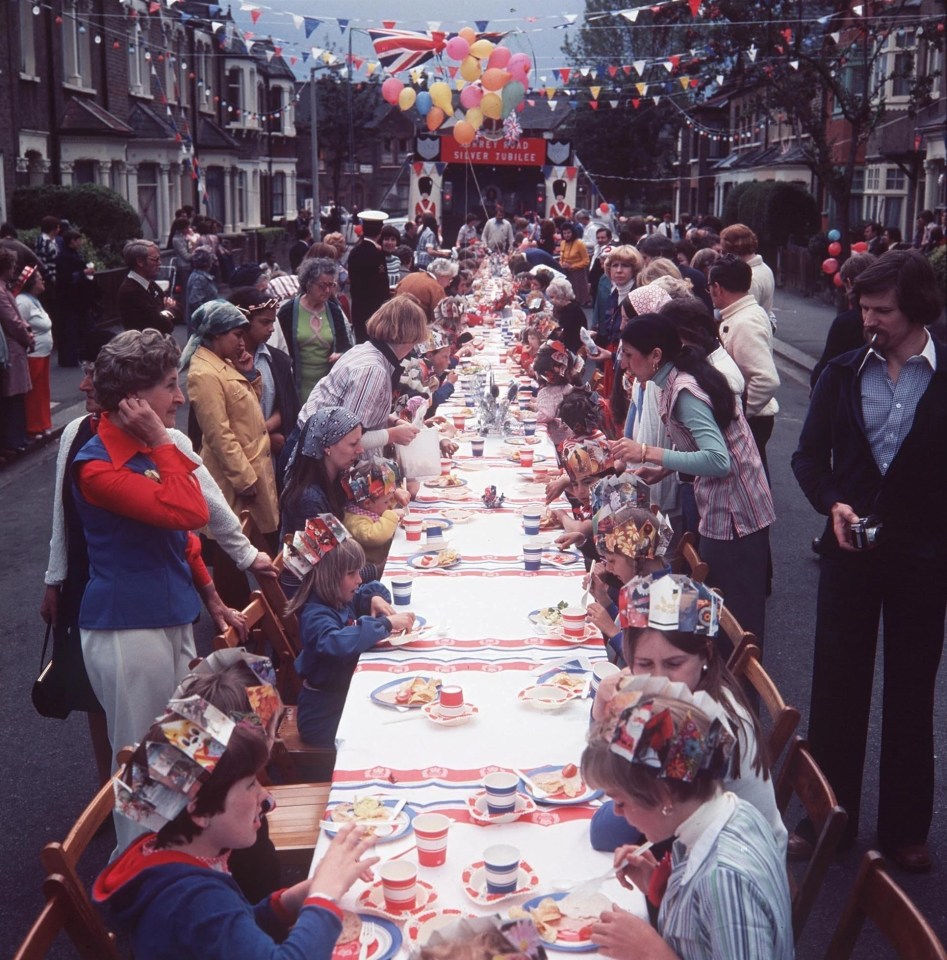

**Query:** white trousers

left=81, top=624, right=196, bottom=854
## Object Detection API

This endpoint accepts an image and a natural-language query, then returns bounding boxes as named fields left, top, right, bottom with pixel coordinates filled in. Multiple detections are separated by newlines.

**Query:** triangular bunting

left=608, top=65, right=618, bottom=78
left=304, top=16, right=320, bottom=38
left=475, top=19, right=489, bottom=32
left=636, top=81, right=647, bottom=95
left=589, top=85, right=601, bottom=99
left=620, top=8, right=640, bottom=22
left=589, top=101, right=599, bottom=110
left=382, top=20, right=396, bottom=29
left=633, top=60, right=646, bottom=76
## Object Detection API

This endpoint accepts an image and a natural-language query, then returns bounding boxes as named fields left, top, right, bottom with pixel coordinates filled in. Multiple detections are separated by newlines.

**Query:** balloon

left=508, top=52, right=530, bottom=72
left=415, top=90, right=432, bottom=117
left=821, top=257, right=839, bottom=274
left=445, top=36, right=469, bottom=60
left=454, top=120, right=476, bottom=145
left=426, top=106, right=445, bottom=131
left=460, top=55, right=482, bottom=82
left=397, top=87, right=416, bottom=111
left=481, top=92, right=502, bottom=119
left=851, top=241, right=868, bottom=253
left=460, top=83, right=483, bottom=109
left=827, top=228, right=841, bottom=242
left=470, top=38, right=495, bottom=59
left=487, top=45, right=512, bottom=69
left=599, top=202, right=609, bottom=214
left=827, top=241, right=842, bottom=256
left=509, top=67, right=529, bottom=87
left=833, top=271, right=844, bottom=287
left=459, top=26, right=476, bottom=43
left=466, top=107, right=484, bottom=129
left=429, top=81, right=453, bottom=113
left=381, top=77, right=403, bottom=105
left=500, top=80, right=525, bottom=117
left=482, top=67, right=511, bottom=91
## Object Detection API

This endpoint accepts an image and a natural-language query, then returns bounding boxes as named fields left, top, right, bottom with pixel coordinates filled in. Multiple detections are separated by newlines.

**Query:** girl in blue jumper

left=285, top=518, right=415, bottom=748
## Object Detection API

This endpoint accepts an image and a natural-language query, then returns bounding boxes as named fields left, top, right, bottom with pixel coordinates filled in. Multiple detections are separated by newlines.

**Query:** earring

left=661, top=804, right=673, bottom=817
left=701, top=662, right=709, bottom=674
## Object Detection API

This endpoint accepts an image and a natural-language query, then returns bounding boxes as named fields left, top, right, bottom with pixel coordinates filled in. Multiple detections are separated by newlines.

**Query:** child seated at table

left=341, top=456, right=407, bottom=573
left=94, top=694, right=380, bottom=960
left=284, top=514, right=415, bottom=749
left=532, top=340, right=585, bottom=423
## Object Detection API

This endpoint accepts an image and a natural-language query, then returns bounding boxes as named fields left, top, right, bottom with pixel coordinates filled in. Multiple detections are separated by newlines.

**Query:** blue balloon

left=416, top=91, right=432, bottom=117
left=827, top=229, right=841, bottom=242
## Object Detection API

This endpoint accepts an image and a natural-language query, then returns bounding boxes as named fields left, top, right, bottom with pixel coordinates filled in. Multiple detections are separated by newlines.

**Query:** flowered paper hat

left=342, top=456, right=398, bottom=504
left=421, top=327, right=448, bottom=354
left=281, top=513, right=350, bottom=579
left=591, top=474, right=672, bottom=559
left=533, top=340, right=584, bottom=386
left=617, top=572, right=721, bottom=636
left=562, top=434, right=616, bottom=483
left=113, top=696, right=237, bottom=831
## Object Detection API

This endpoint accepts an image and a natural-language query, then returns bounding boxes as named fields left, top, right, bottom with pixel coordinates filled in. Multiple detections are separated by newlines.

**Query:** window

left=885, top=167, right=905, bottom=191
left=236, top=170, right=246, bottom=223
left=19, top=0, right=38, bottom=77
left=866, top=166, right=881, bottom=191
left=73, top=159, right=96, bottom=184
left=63, top=2, right=93, bottom=89
left=227, top=67, right=243, bottom=120
left=129, top=30, right=149, bottom=96
left=272, top=171, right=285, bottom=217
left=891, top=50, right=914, bottom=98
left=268, top=85, right=283, bottom=133
left=199, top=49, right=213, bottom=112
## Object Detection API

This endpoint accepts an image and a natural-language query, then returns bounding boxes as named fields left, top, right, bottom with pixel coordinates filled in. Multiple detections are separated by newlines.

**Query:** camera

left=850, top=516, right=882, bottom=550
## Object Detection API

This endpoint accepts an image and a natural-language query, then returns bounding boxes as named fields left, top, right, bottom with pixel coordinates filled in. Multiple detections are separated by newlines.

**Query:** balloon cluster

left=822, top=228, right=866, bottom=287
left=379, top=27, right=531, bottom=144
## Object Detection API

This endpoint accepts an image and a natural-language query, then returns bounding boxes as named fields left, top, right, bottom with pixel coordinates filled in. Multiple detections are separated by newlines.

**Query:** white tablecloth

left=310, top=335, right=646, bottom=958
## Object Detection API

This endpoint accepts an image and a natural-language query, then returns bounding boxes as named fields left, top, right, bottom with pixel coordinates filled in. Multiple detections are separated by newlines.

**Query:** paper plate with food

left=409, top=548, right=462, bottom=570
left=331, top=913, right=402, bottom=960
left=521, top=764, right=603, bottom=806
left=442, top=508, right=474, bottom=523
left=507, top=451, right=547, bottom=464
left=370, top=675, right=441, bottom=709
left=511, top=891, right=609, bottom=953
left=423, top=475, right=468, bottom=489
left=404, top=909, right=477, bottom=948
left=538, top=509, right=563, bottom=531
left=324, top=797, right=415, bottom=842
left=528, top=601, right=569, bottom=632
left=517, top=685, right=577, bottom=711
left=505, top=435, right=542, bottom=446
left=542, top=550, right=582, bottom=568
left=535, top=667, right=590, bottom=697
left=375, top=615, right=427, bottom=648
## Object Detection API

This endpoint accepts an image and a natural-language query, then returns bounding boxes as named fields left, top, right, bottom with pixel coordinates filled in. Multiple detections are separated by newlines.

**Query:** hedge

left=724, top=181, right=820, bottom=253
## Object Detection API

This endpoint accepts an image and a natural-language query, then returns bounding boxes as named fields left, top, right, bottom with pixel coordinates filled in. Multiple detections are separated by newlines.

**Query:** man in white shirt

left=481, top=204, right=515, bottom=252
left=720, top=223, right=776, bottom=328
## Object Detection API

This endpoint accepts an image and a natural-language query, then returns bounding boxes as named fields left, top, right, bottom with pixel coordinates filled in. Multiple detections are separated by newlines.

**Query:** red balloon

left=833, top=272, right=844, bottom=287
left=822, top=257, right=839, bottom=275
left=851, top=241, right=868, bottom=253
left=827, top=241, right=842, bottom=256
left=599, top=202, right=609, bottom=214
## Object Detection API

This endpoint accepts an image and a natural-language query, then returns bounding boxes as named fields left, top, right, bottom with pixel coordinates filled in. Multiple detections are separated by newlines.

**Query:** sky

left=229, top=0, right=589, bottom=84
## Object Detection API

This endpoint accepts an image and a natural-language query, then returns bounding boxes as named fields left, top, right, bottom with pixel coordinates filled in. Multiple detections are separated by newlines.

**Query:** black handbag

left=31, top=622, right=72, bottom=720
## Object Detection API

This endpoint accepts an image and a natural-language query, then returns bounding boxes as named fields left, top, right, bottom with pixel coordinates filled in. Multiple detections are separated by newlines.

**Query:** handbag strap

left=39, top=621, right=53, bottom=669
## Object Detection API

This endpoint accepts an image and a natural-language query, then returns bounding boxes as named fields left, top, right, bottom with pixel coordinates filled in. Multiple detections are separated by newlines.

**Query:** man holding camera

left=792, top=250, right=946, bottom=873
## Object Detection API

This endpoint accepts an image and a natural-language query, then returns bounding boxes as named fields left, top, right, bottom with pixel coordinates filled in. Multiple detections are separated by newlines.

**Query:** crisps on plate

left=395, top=677, right=441, bottom=706
left=330, top=796, right=389, bottom=822
left=531, top=768, right=585, bottom=798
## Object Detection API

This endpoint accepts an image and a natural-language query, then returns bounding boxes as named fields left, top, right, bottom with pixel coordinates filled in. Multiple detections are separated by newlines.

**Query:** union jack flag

left=369, top=29, right=509, bottom=75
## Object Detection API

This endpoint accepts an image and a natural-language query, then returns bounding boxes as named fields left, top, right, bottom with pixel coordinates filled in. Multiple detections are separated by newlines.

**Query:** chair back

left=774, top=737, right=849, bottom=943
left=13, top=875, right=121, bottom=960
left=729, top=643, right=801, bottom=765
left=824, top=850, right=946, bottom=960
left=677, top=531, right=709, bottom=582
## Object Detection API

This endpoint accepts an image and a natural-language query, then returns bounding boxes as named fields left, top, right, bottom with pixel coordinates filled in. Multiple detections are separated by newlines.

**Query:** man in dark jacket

left=346, top=210, right=390, bottom=344
left=54, top=230, right=98, bottom=367
left=791, top=250, right=946, bottom=874
left=116, top=240, right=175, bottom=334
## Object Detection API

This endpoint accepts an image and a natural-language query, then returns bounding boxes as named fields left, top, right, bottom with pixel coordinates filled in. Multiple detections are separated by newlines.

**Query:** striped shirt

left=859, top=331, right=936, bottom=475
left=659, top=795, right=794, bottom=960
left=659, top=368, right=775, bottom=540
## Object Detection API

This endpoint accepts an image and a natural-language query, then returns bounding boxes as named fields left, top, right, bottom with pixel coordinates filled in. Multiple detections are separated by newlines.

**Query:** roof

left=59, top=97, right=134, bottom=137
left=712, top=142, right=810, bottom=171
left=198, top=116, right=239, bottom=149
left=128, top=102, right=179, bottom=140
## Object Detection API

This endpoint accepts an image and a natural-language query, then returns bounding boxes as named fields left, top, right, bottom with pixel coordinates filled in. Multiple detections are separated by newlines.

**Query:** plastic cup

left=425, top=523, right=445, bottom=548
left=523, top=417, right=537, bottom=437
left=413, top=813, right=450, bottom=867
left=471, top=438, right=485, bottom=457
left=483, top=843, right=521, bottom=894
left=379, top=860, right=418, bottom=912
left=440, top=458, right=452, bottom=476
left=518, top=396, right=531, bottom=412
left=438, top=684, right=465, bottom=718
left=404, top=518, right=423, bottom=542
left=532, top=464, right=548, bottom=483
left=391, top=577, right=413, bottom=606
left=522, top=505, right=542, bottom=537
left=560, top=607, right=588, bottom=639
left=452, top=415, right=466, bottom=431
left=523, top=540, right=544, bottom=572
left=519, top=447, right=535, bottom=469
left=591, top=661, right=622, bottom=696
left=483, top=773, right=519, bottom=816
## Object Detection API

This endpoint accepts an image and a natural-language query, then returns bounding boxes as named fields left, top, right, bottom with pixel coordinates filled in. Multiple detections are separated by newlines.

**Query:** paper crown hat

left=113, top=696, right=237, bottom=831
left=281, top=513, right=350, bottom=579
left=618, top=572, right=722, bottom=636
left=562, top=434, right=616, bottom=483
left=591, top=474, right=672, bottom=559
left=341, top=456, right=398, bottom=504
left=595, top=676, right=735, bottom=783
left=421, top=327, right=448, bottom=354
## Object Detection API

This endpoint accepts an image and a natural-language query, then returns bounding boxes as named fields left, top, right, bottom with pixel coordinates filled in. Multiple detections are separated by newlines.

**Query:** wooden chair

left=12, top=874, right=122, bottom=960
left=729, top=643, right=801, bottom=766
left=774, top=737, right=849, bottom=944
left=677, top=531, right=709, bottom=583
left=823, top=850, right=946, bottom=960
left=265, top=781, right=333, bottom=869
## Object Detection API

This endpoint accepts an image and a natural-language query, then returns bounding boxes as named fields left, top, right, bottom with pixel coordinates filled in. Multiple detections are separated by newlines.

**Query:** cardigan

left=277, top=295, right=351, bottom=395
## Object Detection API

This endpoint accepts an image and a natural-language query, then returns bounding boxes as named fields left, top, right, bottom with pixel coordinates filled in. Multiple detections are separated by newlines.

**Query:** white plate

left=461, top=862, right=540, bottom=905
left=404, top=909, right=475, bottom=947
left=423, top=477, right=469, bottom=489
left=324, top=799, right=415, bottom=842
left=442, top=508, right=474, bottom=523
left=331, top=914, right=402, bottom=960
left=357, top=878, right=438, bottom=921
left=521, top=765, right=604, bottom=806
left=370, top=675, right=440, bottom=709
left=422, top=702, right=479, bottom=726
left=466, top=791, right=537, bottom=825
left=517, top=684, right=580, bottom=711
left=551, top=623, right=601, bottom=645
left=520, top=892, right=602, bottom=953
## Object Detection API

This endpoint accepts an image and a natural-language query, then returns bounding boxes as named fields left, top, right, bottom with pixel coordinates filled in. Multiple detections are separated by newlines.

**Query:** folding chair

left=774, top=737, right=849, bottom=944
left=824, top=850, right=945, bottom=960
left=12, top=874, right=121, bottom=960
left=729, top=643, right=801, bottom=766
left=677, top=531, right=709, bottom=583
left=265, top=781, right=333, bottom=870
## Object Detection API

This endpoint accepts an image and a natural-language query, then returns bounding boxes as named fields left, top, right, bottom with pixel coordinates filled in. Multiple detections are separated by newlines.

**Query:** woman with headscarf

left=557, top=221, right=591, bottom=307
left=184, top=300, right=279, bottom=607
left=184, top=247, right=219, bottom=335
left=14, top=265, right=53, bottom=437
left=0, top=247, right=34, bottom=453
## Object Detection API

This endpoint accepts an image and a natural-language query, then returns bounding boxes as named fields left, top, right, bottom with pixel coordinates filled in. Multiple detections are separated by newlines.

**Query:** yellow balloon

left=454, top=78, right=466, bottom=91
left=454, top=120, right=476, bottom=145
left=398, top=87, right=416, bottom=110
left=465, top=107, right=483, bottom=129
left=429, top=81, right=453, bottom=114
left=481, top=92, right=502, bottom=119
left=470, top=38, right=494, bottom=59
left=460, top=56, right=481, bottom=82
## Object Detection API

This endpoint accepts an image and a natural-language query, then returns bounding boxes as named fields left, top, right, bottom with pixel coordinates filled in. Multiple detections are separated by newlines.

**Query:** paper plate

left=466, top=790, right=537, bottom=825
left=542, top=550, right=583, bottom=567
left=461, top=861, right=540, bottom=905
left=454, top=460, right=489, bottom=472
left=423, top=477, right=469, bottom=489
left=324, top=799, right=416, bottom=842
left=406, top=516, right=454, bottom=532
left=370, top=675, right=440, bottom=709
left=505, top=436, right=542, bottom=445
left=520, top=891, right=601, bottom=953
left=422, top=702, right=478, bottom=727
left=528, top=607, right=569, bottom=632
left=375, top=615, right=427, bottom=649
left=357, top=878, right=438, bottom=921
left=331, top=914, right=403, bottom=960
left=408, top=550, right=461, bottom=570
left=535, top=666, right=590, bottom=697
left=507, top=452, right=548, bottom=464
left=404, top=908, right=475, bottom=947
left=521, top=765, right=603, bottom=806
left=442, top=508, right=474, bottom=523
left=517, top=684, right=580, bottom=711
left=550, top=623, right=601, bottom=645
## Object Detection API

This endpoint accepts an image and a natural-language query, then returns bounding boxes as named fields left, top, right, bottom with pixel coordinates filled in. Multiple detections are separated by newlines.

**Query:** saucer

left=461, top=861, right=539, bottom=905
left=422, top=702, right=479, bottom=727
left=551, top=623, right=601, bottom=644
left=466, top=791, right=537, bottom=825
left=404, top=908, right=476, bottom=947
left=517, top=684, right=580, bottom=711
left=357, top=878, right=438, bottom=921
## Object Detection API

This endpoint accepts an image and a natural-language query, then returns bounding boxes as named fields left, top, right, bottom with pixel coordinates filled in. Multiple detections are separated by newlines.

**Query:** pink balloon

left=508, top=53, right=529, bottom=72
left=460, top=83, right=483, bottom=109
left=509, top=67, right=529, bottom=87
left=487, top=45, right=512, bottom=69
left=445, top=36, right=470, bottom=60
left=381, top=77, right=403, bottom=105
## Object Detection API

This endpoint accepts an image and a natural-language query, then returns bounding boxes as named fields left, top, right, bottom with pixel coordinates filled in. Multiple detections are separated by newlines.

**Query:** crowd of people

left=19, top=195, right=947, bottom=959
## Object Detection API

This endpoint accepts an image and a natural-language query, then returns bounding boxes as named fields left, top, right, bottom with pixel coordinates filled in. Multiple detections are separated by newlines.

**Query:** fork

left=566, top=841, right=655, bottom=902
left=358, top=920, right=375, bottom=960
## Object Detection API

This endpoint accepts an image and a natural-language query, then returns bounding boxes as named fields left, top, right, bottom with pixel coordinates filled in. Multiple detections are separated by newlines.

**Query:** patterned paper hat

left=600, top=679, right=735, bottom=783
left=591, top=474, right=672, bottom=559
left=421, top=327, right=448, bottom=354
left=533, top=340, right=584, bottom=386
left=281, top=513, right=350, bottom=579
left=341, top=456, right=398, bottom=504
left=617, top=572, right=721, bottom=636
left=562, top=434, right=616, bottom=483
left=113, top=696, right=236, bottom=831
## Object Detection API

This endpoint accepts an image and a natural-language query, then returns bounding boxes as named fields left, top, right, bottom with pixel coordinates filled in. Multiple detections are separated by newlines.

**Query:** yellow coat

left=187, top=345, right=279, bottom=536
left=558, top=237, right=590, bottom=271
left=343, top=509, right=399, bottom=566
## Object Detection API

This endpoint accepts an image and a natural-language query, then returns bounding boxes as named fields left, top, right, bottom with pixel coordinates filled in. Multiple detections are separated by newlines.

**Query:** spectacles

left=313, top=280, right=338, bottom=292
left=145, top=256, right=162, bottom=263
left=81, top=362, right=95, bottom=377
